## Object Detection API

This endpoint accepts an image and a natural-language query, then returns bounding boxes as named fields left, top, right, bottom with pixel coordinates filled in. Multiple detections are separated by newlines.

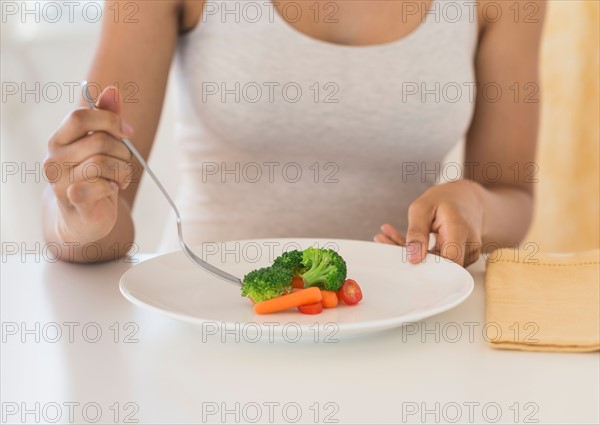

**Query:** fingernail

left=407, top=242, right=420, bottom=262
left=109, top=181, right=119, bottom=191
left=121, top=122, right=134, bottom=136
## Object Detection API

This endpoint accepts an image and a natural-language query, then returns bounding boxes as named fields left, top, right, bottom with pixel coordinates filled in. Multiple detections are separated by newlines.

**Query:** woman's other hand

left=374, top=180, right=485, bottom=267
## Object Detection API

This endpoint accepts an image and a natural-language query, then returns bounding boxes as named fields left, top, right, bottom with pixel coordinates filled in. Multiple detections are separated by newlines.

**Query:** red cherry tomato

left=339, top=279, right=363, bottom=305
left=297, top=302, right=323, bottom=315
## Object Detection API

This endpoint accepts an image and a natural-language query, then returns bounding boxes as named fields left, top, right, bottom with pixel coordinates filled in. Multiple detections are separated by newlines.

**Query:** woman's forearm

left=42, top=187, right=135, bottom=263
left=478, top=183, right=534, bottom=250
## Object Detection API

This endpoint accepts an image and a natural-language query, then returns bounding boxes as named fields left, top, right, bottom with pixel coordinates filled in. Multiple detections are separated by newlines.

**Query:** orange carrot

left=254, top=287, right=322, bottom=314
left=291, top=276, right=305, bottom=289
left=320, top=290, right=338, bottom=308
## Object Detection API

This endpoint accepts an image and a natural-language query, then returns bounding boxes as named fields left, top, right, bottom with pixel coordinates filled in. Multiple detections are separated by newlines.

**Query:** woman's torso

left=161, top=0, right=479, bottom=249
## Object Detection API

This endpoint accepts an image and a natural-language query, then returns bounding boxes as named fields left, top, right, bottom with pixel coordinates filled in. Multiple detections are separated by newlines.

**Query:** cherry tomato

left=291, top=276, right=305, bottom=289
left=297, top=302, right=323, bottom=315
left=339, top=279, right=363, bottom=305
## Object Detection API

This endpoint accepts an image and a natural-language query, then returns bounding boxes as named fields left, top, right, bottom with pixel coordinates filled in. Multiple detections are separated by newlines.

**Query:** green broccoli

left=241, top=266, right=293, bottom=303
left=273, top=250, right=305, bottom=276
left=301, top=247, right=347, bottom=291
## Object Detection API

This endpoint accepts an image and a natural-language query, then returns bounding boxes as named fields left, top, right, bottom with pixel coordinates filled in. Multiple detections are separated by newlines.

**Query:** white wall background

left=1, top=1, right=179, bottom=253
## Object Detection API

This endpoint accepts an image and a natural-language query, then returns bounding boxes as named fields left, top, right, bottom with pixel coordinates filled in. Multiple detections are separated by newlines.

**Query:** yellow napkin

left=485, top=249, right=600, bottom=352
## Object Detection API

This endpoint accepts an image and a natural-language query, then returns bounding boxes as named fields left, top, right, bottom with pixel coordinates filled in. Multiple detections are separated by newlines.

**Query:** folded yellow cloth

left=485, top=249, right=600, bottom=352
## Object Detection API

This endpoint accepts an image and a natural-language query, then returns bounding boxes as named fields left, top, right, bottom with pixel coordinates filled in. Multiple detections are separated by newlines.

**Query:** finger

left=50, top=108, right=133, bottom=148
left=438, top=230, right=468, bottom=266
left=435, top=214, right=470, bottom=266
left=70, top=155, right=134, bottom=189
left=96, top=86, right=122, bottom=115
left=48, top=132, right=132, bottom=169
left=66, top=179, right=118, bottom=211
left=463, top=248, right=480, bottom=267
left=48, top=172, right=73, bottom=207
left=380, top=223, right=405, bottom=245
left=373, top=233, right=396, bottom=245
left=406, top=201, right=434, bottom=264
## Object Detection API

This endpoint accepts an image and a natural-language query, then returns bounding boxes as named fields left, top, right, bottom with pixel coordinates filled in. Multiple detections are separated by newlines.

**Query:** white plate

left=120, top=239, right=474, bottom=340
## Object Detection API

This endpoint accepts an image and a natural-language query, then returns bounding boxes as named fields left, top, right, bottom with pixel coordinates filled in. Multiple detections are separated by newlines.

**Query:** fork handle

left=81, top=81, right=242, bottom=286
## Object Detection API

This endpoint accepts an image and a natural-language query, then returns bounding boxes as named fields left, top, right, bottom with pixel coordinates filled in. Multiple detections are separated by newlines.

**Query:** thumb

left=406, top=202, right=433, bottom=264
left=96, top=86, right=121, bottom=115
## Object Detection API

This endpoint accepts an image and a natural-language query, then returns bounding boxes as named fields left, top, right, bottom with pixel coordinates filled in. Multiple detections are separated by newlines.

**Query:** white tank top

left=161, top=0, right=478, bottom=249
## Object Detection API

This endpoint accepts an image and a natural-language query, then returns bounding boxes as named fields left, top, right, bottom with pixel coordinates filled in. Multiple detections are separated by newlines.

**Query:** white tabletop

left=1, top=255, right=598, bottom=425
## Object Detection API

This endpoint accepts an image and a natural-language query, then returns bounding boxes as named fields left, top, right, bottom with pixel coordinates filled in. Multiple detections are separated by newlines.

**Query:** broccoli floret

left=273, top=250, right=305, bottom=276
left=241, top=266, right=293, bottom=303
left=301, top=247, right=347, bottom=291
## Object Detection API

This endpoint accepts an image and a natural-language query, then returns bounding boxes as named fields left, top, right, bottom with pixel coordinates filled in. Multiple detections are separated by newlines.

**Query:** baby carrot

left=320, top=290, right=338, bottom=308
left=254, top=287, right=322, bottom=314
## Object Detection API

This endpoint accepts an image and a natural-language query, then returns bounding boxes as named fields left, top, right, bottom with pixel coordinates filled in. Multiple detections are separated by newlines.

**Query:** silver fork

left=81, top=81, right=242, bottom=286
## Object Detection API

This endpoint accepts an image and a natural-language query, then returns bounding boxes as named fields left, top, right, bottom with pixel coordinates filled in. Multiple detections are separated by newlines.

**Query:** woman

left=42, top=0, right=544, bottom=266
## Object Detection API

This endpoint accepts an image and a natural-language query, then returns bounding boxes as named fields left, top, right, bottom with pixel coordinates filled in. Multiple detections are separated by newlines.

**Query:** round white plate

left=120, top=239, right=474, bottom=340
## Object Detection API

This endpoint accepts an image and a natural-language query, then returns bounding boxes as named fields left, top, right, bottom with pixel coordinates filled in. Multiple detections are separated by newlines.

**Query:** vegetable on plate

left=241, top=247, right=362, bottom=314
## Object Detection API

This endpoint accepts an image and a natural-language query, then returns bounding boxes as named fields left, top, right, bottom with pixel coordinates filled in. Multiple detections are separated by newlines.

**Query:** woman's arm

left=42, top=0, right=186, bottom=262
left=465, top=0, right=545, bottom=245
left=376, top=1, right=546, bottom=266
